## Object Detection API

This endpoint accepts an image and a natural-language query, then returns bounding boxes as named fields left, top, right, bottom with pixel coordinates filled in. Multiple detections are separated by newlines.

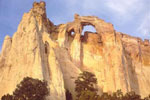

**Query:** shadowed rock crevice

left=123, top=45, right=140, bottom=94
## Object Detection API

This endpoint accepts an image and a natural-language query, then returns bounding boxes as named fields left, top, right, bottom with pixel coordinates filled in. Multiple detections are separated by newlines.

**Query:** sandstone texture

left=0, top=1, right=150, bottom=100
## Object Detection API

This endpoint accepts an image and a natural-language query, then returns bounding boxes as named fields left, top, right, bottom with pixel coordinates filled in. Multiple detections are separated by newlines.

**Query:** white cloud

left=105, top=0, right=144, bottom=19
left=64, top=0, right=78, bottom=6
left=82, top=0, right=101, bottom=10
left=104, top=0, right=150, bottom=38
left=63, top=0, right=145, bottom=20
left=63, top=0, right=106, bottom=15
left=137, top=13, right=150, bottom=38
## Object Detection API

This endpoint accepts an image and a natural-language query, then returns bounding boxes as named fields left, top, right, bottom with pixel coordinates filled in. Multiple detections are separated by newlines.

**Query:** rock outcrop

left=0, top=2, right=66, bottom=100
left=0, top=1, right=150, bottom=100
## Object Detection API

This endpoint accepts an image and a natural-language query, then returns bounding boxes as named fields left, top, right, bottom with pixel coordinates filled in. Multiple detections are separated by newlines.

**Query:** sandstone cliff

left=0, top=1, right=150, bottom=100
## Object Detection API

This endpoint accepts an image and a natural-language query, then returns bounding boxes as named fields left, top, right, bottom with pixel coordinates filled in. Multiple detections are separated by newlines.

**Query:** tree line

left=1, top=71, right=150, bottom=100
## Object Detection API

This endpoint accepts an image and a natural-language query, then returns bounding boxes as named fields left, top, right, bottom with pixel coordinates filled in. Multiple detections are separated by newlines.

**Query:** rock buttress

left=0, top=2, right=66, bottom=100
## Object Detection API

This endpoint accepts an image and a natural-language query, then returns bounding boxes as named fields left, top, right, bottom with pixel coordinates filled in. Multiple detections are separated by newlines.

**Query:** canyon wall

left=0, top=1, right=150, bottom=100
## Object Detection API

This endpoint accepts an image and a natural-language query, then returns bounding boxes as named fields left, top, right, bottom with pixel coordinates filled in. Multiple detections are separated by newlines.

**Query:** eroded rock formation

left=0, top=1, right=150, bottom=100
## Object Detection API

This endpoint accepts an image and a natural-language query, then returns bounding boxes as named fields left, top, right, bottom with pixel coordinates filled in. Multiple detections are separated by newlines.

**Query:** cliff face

left=0, top=2, right=66, bottom=100
left=0, top=1, right=150, bottom=100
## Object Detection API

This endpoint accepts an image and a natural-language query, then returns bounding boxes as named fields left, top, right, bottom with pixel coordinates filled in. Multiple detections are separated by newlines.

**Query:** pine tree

left=75, top=71, right=97, bottom=100
left=1, top=77, right=49, bottom=100
left=13, top=77, right=49, bottom=100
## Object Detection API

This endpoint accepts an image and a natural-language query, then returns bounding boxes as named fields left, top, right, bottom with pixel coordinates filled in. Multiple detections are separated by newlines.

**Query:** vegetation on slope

left=75, top=71, right=150, bottom=100
left=1, top=77, right=49, bottom=100
left=1, top=72, right=150, bottom=100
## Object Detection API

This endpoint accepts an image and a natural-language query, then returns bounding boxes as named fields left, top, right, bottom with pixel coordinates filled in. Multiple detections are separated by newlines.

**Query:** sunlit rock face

left=0, top=2, right=66, bottom=100
left=0, top=1, right=150, bottom=100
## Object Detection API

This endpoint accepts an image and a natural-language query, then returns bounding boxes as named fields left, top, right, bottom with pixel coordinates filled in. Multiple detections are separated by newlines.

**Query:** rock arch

left=66, top=14, right=114, bottom=39
left=58, top=14, right=114, bottom=47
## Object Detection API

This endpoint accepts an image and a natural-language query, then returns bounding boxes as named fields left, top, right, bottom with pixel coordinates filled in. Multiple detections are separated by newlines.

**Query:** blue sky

left=0, top=0, right=150, bottom=51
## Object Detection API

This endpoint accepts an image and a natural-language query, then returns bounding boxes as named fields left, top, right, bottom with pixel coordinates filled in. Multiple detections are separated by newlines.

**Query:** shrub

left=75, top=71, right=98, bottom=100
left=1, top=77, right=49, bottom=100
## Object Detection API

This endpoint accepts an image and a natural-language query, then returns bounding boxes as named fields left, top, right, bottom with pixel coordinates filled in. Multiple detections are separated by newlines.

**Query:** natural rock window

left=81, top=25, right=96, bottom=36
left=81, top=25, right=97, bottom=42
left=68, top=29, right=75, bottom=37
left=71, top=31, right=75, bottom=36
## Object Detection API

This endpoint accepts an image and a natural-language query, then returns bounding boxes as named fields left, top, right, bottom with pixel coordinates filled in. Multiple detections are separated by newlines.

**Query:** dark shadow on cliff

left=123, top=46, right=140, bottom=95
